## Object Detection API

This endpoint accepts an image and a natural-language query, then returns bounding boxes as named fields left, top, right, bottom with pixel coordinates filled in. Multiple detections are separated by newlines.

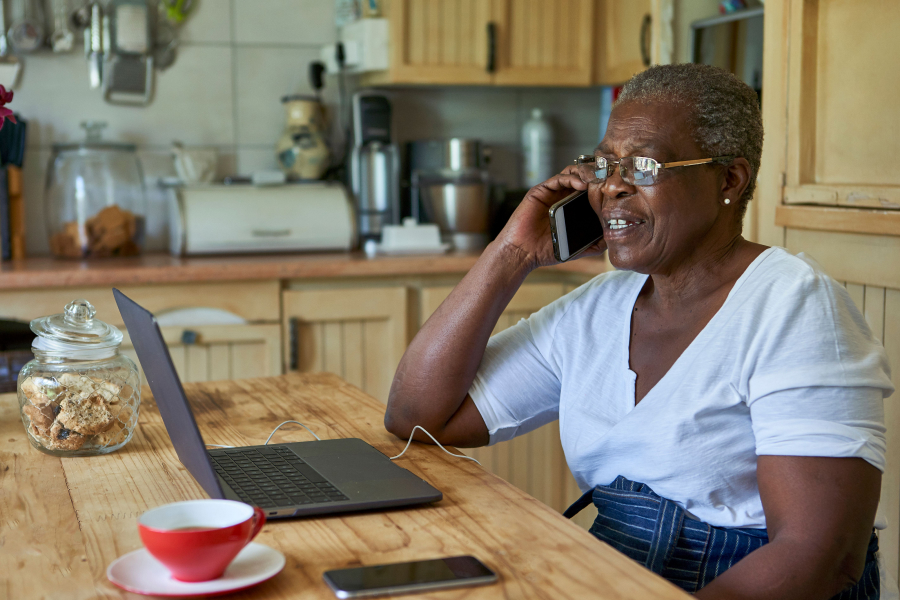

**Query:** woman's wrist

left=481, top=238, right=541, bottom=281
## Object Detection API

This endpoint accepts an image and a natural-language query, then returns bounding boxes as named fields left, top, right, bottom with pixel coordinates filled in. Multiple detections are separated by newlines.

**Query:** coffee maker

left=350, top=92, right=400, bottom=242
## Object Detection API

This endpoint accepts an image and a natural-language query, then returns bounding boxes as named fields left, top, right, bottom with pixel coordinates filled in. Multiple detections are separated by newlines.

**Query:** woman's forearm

left=384, top=240, right=533, bottom=445
left=695, top=537, right=862, bottom=600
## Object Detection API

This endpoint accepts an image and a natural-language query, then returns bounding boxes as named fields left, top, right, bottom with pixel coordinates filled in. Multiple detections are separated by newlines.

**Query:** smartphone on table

left=323, top=555, right=498, bottom=598
left=549, top=190, right=604, bottom=262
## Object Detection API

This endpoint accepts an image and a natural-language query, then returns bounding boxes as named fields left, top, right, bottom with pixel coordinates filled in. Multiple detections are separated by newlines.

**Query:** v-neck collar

left=620, top=247, right=777, bottom=414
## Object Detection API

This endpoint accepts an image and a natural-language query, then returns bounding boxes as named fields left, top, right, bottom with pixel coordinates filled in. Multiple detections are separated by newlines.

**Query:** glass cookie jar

left=17, top=299, right=141, bottom=457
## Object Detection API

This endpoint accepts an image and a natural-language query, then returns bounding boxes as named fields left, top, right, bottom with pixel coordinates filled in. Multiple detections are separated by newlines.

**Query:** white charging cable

left=389, top=425, right=481, bottom=466
left=264, top=420, right=321, bottom=444
left=208, top=422, right=479, bottom=466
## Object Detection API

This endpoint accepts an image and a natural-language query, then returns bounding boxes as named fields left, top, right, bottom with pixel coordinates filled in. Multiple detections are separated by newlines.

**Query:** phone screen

left=550, top=190, right=603, bottom=261
left=323, top=556, right=497, bottom=597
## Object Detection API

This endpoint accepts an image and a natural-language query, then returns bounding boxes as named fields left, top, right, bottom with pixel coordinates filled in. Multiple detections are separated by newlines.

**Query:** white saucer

left=107, top=542, right=285, bottom=597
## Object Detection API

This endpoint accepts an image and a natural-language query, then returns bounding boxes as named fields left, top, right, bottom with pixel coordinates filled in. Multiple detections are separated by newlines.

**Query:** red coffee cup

left=138, top=499, right=266, bottom=582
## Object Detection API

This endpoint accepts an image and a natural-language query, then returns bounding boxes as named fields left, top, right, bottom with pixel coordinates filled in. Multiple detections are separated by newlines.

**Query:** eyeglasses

left=573, top=154, right=734, bottom=186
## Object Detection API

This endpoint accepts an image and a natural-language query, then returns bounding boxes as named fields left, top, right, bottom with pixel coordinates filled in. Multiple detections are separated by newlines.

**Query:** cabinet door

left=594, top=0, right=652, bottom=85
left=384, top=0, right=493, bottom=84
left=420, top=282, right=588, bottom=521
left=283, top=287, right=408, bottom=404
left=758, top=0, right=900, bottom=581
left=491, top=0, right=595, bottom=86
left=121, top=324, right=282, bottom=384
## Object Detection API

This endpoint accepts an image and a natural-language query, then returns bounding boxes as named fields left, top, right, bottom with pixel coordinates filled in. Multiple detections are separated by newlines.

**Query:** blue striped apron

left=565, top=476, right=879, bottom=598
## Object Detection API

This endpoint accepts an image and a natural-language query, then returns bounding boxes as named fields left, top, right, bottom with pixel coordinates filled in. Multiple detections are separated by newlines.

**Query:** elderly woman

left=384, top=64, right=893, bottom=599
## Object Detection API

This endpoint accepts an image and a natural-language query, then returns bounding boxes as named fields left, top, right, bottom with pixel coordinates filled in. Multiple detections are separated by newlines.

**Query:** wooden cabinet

left=377, top=0, right=493, bottom=85
left=765, top=0, right=900, bottom=238
left=0, top=281, right=283, bottom=385
left=491, top=0, right=595, bottom=86
left=282, top=286, right=409, bottom=404
left=758, top=0, right=900, bottom=581
left=366, top=0, right=649, bottom=87
left=121, top=324, right=282, bottom=384
left=594, top=0, right=653, bottom=85
left=0, top=259, right=601, bottom=527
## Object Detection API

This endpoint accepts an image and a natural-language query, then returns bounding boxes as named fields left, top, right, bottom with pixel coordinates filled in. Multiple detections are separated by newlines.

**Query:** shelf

left=774, top=205, right=900, bottom=237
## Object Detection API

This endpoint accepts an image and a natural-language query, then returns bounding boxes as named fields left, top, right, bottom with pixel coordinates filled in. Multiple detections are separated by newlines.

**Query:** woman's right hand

left=495, top=166, right=607, bottom=272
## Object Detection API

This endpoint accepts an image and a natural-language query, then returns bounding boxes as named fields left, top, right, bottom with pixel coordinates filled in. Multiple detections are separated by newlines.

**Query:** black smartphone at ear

left=323, top=555, right=497, bottom=598
left=549, top=190, right=603, bottom=262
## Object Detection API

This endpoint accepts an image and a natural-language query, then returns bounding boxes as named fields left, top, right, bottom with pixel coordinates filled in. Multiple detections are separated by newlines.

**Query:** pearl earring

left=724, top=198, right=731, bottom=205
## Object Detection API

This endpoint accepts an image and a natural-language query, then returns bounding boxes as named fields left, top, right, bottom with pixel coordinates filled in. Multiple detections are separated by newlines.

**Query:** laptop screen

left=113, top=288, right=225, bottom=500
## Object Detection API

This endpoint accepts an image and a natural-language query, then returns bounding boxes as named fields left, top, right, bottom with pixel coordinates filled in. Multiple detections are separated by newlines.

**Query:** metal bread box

left=169, top=183, right=357, bottom=255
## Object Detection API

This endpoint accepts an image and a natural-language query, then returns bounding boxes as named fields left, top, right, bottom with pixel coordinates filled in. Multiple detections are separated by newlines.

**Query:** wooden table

left=0, top=373, right=687, bottom=599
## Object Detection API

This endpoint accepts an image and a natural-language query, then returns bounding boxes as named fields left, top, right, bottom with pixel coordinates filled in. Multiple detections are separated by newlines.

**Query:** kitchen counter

left=0, top=251, right=608, bottom=290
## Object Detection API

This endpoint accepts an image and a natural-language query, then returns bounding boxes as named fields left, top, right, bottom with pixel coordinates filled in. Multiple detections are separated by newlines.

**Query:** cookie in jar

left=18, top=299, right=141, bottom=457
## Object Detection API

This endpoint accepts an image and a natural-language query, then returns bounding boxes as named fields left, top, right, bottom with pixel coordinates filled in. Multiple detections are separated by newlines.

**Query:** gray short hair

left=615, top=64, right=763, bottom=209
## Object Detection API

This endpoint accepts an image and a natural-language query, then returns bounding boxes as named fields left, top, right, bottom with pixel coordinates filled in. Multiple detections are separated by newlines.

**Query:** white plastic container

left=521, top=108, right=554, bottom=188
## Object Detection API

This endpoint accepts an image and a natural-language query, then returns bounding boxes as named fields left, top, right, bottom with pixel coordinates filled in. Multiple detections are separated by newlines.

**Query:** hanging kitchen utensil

left=69, top=2, right=90, bottom=30
left=161, top=0, right=193, bottom=24
left=103, top=0, right=153, bottom=105
left=0, top=0, right=22, bottom=88
left=50, top=0, right=73, bottom=52
left=85, top=1, right=102, bottom=88
left=8, top=0, right=44, bottom=53
left=154, top=0, right=193, bottom=71
left=153, top=3, right=177, bottom=70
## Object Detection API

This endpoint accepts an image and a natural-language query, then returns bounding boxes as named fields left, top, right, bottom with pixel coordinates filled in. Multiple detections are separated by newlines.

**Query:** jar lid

left=51, top=121, right=138, bottom=153
left=30, top=299, right=124, bottom=350
left=281, top=94, right=319, bottom=103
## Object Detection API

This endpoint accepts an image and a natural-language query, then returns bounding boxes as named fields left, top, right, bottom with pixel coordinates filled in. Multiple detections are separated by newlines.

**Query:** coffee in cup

left=138, top=499, right=266, bottom=582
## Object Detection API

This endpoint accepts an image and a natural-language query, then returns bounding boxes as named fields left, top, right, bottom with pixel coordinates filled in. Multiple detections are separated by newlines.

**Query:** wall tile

left=517, top=88, right=603, bottom=149
left=16, top=46, right=235, bottom=148
left=233, top=0, right=336, bottom=45
left=236, top=146, right=279, bottom=174
left=179, top=0, right=233, bottom=44
left=484, top=143, right=520, bottom=190
left=391, top=88, right=519, bottom=145
left=234, top=46, right=338, bottom=146
left=554, top=143, right=590, bottom=177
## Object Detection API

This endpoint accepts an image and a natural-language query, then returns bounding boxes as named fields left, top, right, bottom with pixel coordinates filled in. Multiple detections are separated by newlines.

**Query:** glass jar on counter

left=45, top=121, right=147, bottom=259
left=18, top=299, right=141, bottom=457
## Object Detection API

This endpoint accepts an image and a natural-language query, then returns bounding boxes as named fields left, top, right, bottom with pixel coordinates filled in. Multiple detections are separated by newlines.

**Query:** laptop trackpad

left=304, top=450, right=435, bottom=500
left=305, top=450, right=404, bottom=485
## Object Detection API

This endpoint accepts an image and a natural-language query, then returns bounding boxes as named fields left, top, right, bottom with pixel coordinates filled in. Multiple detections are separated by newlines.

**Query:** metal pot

left=407, top=138, right=490, bottom=173
left=416, top=168, right=491, bottom=251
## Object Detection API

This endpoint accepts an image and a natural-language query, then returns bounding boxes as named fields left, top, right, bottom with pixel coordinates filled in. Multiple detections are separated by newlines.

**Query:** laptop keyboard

left=209, top=446, right=349, bottom=508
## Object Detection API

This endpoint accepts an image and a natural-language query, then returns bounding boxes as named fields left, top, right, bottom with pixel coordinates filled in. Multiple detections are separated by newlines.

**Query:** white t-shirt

left=469, top=247, right=894, bottom=529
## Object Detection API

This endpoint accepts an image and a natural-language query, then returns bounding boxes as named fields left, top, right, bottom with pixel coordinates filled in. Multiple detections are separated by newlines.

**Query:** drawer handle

left=486, top=22, right=497, bottom=73
left=289, top=318, right=299, bottom=371
left=252, top=229, right=292, bottom=237
left=640, top=14, right=652, bottom=67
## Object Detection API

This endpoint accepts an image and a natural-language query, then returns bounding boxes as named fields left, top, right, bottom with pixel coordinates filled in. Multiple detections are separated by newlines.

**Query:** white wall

left=18, top=0, right=339, bottom=255
left=16, top=1, right=603, bottom=257
left=388, top=86, right=602, bottom=195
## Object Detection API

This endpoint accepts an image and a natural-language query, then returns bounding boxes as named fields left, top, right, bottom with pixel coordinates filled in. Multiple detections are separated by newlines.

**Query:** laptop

left=113, top=288, right=442, bottom=519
